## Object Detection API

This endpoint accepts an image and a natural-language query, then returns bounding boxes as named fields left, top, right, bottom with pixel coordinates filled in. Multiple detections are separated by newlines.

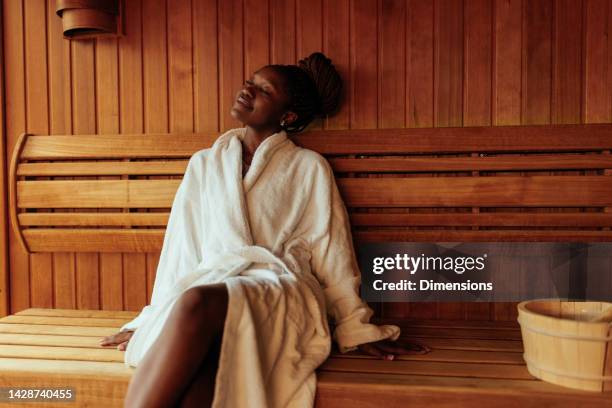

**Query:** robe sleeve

left=119, top=152, right=205, bottom=332
left=306, top=157, right=401, bottom=353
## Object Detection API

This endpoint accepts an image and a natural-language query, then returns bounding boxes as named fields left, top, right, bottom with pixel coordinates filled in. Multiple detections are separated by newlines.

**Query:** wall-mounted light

left=56, top=0, right=123, bottom=39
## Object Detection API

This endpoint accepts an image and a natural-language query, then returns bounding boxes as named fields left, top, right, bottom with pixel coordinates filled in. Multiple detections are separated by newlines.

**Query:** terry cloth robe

left=119, top=127, right=400, bottom=407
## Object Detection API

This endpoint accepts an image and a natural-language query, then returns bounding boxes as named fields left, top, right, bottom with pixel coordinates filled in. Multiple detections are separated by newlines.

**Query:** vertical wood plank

left=144, top=0, right=170, bottom=301
left=270, top=0, right=296, bottom=65
left=350, top=0, right=377, bottom=129
left=464, top=0, right=492, bottom=127
left=492, top=0, right=522, bottom=321
left=493, top=0, right=522, bottom=126
left=435, top=0, right=465, bottom=320
left=119, top=0, right=147, bottom=312
left=24, top=0, right=53, bottom=309
left=71, top=39, right=99, bottom=309
left=0, top=0, right=7, bottom=316
left=47, top=0, right=76, bottom=310
left=218, top=0, right=243, bottom=130
left=407, top=0, right=434, bottom=128
left=584, top=0, right=610, bottom=124
left=552, top=0, right=583, bottom=124
left=405, top=0, right=436, bottom=319
left=244, top=0, right=269, bottom=78
left=378, top=0, right=405, bottom=129
left=193, top=0, right=219, bottom=133
left=96, top=35, right=123, bottom=311
left=522, top=0, right=553, bottom=125
left=5, top=0, right=30, bottom=313
left=378, top=0, right=406, bottom=319
left=297, top=0, right=322, bottom=130
left=323, top=0, right=349, bottom=130
left=463, top=0, right=492, bottom=321
left=168, top=0, right=194, bottom=133
left=434, top=0, right=464, bottom=127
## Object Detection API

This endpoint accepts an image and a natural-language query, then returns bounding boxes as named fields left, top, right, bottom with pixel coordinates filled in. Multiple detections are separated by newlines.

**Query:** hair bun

left=298, top=52, right=342, bottom=117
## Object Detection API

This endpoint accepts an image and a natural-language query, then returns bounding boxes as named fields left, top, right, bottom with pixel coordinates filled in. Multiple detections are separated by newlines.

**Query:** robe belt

left=200, top=245, right=292, bottom=277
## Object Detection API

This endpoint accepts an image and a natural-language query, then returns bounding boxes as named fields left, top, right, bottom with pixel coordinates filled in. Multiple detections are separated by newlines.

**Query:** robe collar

left=233, top=127, right=290, bottom=193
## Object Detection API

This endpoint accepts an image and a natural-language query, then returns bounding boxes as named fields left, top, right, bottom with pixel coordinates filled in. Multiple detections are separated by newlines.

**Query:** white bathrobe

left=120, top=127, right=400, bottom=407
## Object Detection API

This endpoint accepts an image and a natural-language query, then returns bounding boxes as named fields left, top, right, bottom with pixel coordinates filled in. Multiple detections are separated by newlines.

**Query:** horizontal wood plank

left=295, top=124, right=612, bottom=154
left=337, top=176, right=612, bottom=207
left=354, top=230, right=612, bottom=242
left=17, top=180, right=181, bottom=208
left=22, top=229, right=165, bottom=252
left=19, top=213, right=170, bottom=227
left=350, top=213, right=612, bottom=227
left=18, top=160, right=188, bottom=176
left=17, top=176, right=612, bottom=209
left=21, top=134, right=217, bottom=159
left=329, top=154, right=612, bottom=173
left=13, top=308, right=138, bottom=319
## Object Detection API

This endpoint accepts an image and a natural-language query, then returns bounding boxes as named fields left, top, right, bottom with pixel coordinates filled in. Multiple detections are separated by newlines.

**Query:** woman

left=100, top=52, right=430, bottom=408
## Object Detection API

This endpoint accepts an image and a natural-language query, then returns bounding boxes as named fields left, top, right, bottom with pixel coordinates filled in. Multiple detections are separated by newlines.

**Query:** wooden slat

left=21, top=228, right=612, bottom=253
left=329, top=154, right=612, bottom=172
left=350, top=213, right=612, bottom=227
left=336, top=349, right=524, bottom=365
left=17, top=176, right=612, bottom=209
left=0, top=333, right=106, bottom=348
left=354, top=230, right=612, bottom=242
left=17, top=160, right=188, bottom=176
left=0, top=357, right=131, bottom=378
left=19, top=213, right=169, bottom=227
left=338, top=176, right=612, bottom=207
left=0, top=315, right=129, bottom=328
left=13, top=308, right=137, bottom=319
left=17, top=179, right=181, bottom=208
left=22, top=230, right=165, bottom=252
left=295, top=126, right=612, bottom=154
left=320, top=358, right=532, bottom=380
left=21, top=134, right=215, bottom=159
left=0, top=344, right=123, bottom=363
left=315, top=371, right=612, bottom=408
left=0, top=323, right=116, bottom=337
left=20, top=126, right=612, bottom=161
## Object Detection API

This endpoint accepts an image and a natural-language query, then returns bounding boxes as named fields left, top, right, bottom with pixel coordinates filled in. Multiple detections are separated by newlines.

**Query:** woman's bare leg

left=124, top=283, right=228, bottom=408
left=178, top=335, right=222, bottom=408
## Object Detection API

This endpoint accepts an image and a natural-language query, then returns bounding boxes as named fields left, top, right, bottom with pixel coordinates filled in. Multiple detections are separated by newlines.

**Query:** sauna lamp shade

left=56, top=0, right=122, bottom=39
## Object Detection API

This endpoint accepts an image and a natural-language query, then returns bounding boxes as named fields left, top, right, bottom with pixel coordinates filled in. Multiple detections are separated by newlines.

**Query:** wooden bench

left=1, top=308, right=610, bottom=407
left=2, top=124, right=612, bottom=406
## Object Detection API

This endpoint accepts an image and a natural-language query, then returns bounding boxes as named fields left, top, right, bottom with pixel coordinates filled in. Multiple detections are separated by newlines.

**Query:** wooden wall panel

left=2, top=0, right=612, bottom=321
left=0, top=0, right=6, bottom=316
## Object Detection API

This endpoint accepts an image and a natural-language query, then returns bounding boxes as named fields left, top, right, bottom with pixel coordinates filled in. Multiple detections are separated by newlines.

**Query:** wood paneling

left=0, top=0, right=6, bottom=316
left=3, top=0, right=612, bottom=321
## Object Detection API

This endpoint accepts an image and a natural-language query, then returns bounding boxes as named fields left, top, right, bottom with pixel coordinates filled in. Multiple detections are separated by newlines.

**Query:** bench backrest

left=10, top=124, right=612, bottom=253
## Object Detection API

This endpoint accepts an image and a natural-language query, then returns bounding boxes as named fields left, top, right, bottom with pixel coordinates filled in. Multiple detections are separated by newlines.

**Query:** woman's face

left=230, top=66, right=295, bottom=130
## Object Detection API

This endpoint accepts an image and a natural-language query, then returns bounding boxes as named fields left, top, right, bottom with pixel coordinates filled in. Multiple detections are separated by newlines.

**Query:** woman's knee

left=175, top=284, right=228, bottom=329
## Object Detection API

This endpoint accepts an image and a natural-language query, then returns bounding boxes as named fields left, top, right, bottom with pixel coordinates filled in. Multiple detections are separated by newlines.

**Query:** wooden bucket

left=55, top=0, right=120, bottom=38
left=517, top=299, right=612, bottom=392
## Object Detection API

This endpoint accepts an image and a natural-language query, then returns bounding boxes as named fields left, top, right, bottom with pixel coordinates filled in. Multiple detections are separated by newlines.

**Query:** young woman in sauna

left=99, top=52, right=430, bottom=408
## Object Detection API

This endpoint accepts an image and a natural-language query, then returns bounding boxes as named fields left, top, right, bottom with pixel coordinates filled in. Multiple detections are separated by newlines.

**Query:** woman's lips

left=237, top=95, right=253, bottom=110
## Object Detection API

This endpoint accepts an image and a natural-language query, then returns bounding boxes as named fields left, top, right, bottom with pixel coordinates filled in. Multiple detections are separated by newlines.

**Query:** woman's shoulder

left=293, top=147, right=332, bottom=175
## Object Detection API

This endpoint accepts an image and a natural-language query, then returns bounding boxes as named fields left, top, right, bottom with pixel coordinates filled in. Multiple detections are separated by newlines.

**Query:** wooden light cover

left=56, top=0, right=122, bottom=39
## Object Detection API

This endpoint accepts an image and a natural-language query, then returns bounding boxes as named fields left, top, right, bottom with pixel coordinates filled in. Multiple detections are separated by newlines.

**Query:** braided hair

left=264, top=52, right=343, bottom=134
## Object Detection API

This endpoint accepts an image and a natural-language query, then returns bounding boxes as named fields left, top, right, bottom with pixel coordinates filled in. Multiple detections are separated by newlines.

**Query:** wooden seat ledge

left=1, top=308, right=609, bottom=407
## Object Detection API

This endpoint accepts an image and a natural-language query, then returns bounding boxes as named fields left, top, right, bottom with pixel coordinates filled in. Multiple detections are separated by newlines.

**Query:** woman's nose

left=242, top=84, right=254, bottom=98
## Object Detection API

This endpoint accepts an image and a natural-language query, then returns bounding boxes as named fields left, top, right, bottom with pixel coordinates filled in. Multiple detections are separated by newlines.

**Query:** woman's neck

left=242, top=125, right=282, bottom=157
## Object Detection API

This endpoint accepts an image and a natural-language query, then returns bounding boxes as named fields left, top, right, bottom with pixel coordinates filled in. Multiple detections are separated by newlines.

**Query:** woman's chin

left=229, top=106, right=246, bottom=123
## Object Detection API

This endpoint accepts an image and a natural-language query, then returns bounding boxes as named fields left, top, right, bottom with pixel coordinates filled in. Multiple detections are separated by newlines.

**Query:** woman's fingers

left=358, top=343, right=394, bottom=360
left=378, top=339, right=431, bottom=355
left=117, top=340, right=129, bottom=351
left=99, top=330, right=134, bottom=347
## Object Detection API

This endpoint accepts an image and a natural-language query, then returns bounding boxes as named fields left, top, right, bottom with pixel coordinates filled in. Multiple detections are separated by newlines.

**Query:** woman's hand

left=358, top=338, right=431, bottom=360
left=99, top=329, right=135, bottom=351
